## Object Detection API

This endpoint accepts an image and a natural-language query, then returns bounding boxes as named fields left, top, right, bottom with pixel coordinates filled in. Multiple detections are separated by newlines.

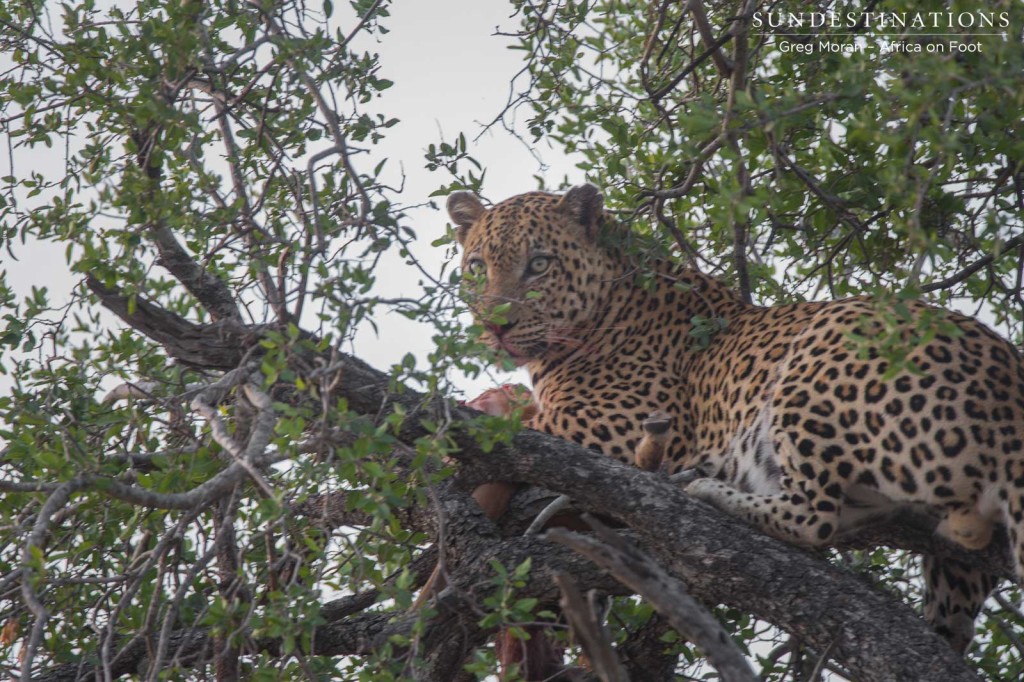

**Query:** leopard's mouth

left=497, top=340, right=543, bottom=366
left=483, top=333, right=547, bottom=366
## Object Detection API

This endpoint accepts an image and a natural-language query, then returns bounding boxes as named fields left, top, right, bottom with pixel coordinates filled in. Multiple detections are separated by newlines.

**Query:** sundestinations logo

left=753, top=10, right=1010, bottom=55
left=752, top=10, right=1010, bottom=31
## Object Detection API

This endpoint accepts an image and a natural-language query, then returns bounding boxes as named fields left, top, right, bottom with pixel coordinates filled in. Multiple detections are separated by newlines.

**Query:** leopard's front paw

left=670, top=462, right=716, bottom=488
left=684, top=478, right=736, bottom=511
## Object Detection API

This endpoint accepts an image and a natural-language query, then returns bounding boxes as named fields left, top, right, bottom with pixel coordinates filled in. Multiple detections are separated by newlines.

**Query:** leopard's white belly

left=716, top=404, right=782, bottom=495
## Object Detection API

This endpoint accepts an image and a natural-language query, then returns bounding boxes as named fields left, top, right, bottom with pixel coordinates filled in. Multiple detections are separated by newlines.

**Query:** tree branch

left=689, top=0, right=733, bottom=77
left=85, top=274, right=260, bottom=369
left=920, top=233, right=1024, bottom=294
left=452, top=438, right=984, bottom=682
left=148, top=224, right=243, bottom=322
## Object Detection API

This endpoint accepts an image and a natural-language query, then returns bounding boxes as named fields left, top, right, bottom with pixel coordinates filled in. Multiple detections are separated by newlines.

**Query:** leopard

left=446, top=182, right=1024, bottom=657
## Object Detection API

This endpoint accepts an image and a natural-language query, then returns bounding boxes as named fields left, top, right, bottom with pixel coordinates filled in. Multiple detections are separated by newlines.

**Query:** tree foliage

left=1, top=0, right=1023, bottom=680
left=510, top=0, right=1024, bottom=323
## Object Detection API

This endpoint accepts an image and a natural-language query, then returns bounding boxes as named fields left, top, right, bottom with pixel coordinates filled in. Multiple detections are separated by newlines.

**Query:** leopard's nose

left=485, top=320, right=516, bottom=337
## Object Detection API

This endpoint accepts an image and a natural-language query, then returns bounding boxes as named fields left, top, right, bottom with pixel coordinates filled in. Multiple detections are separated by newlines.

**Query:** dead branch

left=554, top=572, right=629, bottom=682
left=548, top=516, right=757, bottom=682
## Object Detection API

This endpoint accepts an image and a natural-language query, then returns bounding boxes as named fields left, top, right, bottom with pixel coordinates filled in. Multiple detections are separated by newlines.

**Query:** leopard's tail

left=1003, top=481, right=1024, bottom=585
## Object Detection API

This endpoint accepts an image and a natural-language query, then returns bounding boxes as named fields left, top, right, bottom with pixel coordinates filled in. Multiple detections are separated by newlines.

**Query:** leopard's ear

left=447, top=191, right=486, bottom=245
left=558, top=183, right=604, bottom=240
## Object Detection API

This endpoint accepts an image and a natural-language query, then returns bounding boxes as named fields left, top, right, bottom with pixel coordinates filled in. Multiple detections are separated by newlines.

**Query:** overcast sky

left=348, top=0, right=580, bottom=394
left=1, top=1, right=580, bottom=398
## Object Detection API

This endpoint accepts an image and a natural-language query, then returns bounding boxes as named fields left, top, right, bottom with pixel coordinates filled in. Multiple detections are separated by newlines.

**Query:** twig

left=639, top=0, right=671, bottom=105
left=248, top=0, right=373, bottom=250
left=524, top=494, right=571, bottom=536
left=807, top=634, right=843, bottom=681
left=652, top=195, right=701, bottom=267
left=20, top=480, right=89, bottom=681
left=648, top=25, right=737, bottom=102
left=668, top=468, right=700, bottom=486
left=339, top=0, right=386, bottom=47
left=211, top=88, right=284, bottom=320
left=146, top=533, right=224, bottom=681
left=649, top=135, right=724, bottom=199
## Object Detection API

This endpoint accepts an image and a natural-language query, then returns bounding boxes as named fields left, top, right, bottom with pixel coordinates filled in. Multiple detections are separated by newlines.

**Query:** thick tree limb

left=148, top=224, right=243, bottom=322
left=452, top=435, right=984, bottom=682
left=85, top=275, right=259, bottom=369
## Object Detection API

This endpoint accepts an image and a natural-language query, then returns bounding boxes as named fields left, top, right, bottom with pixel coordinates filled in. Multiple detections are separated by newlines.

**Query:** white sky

left=0, top=1, right=580, bottom=398
left=348, top=0, right=580, bottom=395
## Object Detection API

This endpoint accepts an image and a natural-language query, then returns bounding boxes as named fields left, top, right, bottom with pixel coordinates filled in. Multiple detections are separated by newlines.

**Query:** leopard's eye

left=526, top=255, right=552, bottom=277
left=466, top=258, right=486, bottom=276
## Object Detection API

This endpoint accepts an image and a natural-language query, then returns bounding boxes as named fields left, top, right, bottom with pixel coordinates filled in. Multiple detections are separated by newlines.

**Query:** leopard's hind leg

left=936, top=506, right=995, bottom=551
left=686, top=429, right=845, bottom=546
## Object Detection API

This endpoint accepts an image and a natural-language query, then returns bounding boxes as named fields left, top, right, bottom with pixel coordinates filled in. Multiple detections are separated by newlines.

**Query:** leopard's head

left=447, top=185, right=623, bottom=365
